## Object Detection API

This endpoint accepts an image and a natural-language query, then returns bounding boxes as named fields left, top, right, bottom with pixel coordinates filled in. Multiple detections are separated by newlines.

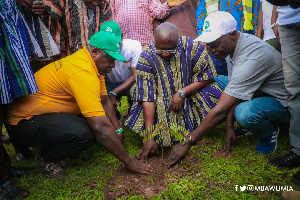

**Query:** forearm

left=180, top=80, right=212, bottom=96
left=226, top=104, right=237, bottom=132
left=86, top=116, right=130, bottom=164
left=189, top=108, right=228, bottom=146
left=101, top=95, right=121, bottom=129
left=257, top=3, right=263, bottom=39
left=112, top=76, right=135, bottom=96
left=143, top=102, right=155, bottom=137
left=271, top=6, right=278, bottom=25
left=150, top=0, right=170, bottom=19
left=188, top=94, right=240, bottom=146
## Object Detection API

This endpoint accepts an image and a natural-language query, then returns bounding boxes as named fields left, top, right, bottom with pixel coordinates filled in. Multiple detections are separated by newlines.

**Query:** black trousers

left=10, top=113, right=96, bottom=162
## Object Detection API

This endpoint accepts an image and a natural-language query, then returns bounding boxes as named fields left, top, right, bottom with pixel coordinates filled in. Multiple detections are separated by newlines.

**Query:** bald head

left=154, top=23, right=179, bottom=61
left=155, top=22, right=178, bottom=45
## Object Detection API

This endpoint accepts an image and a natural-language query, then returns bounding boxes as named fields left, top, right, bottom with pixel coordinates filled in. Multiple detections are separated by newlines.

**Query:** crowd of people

left=0, top=0, right=299, bottom=199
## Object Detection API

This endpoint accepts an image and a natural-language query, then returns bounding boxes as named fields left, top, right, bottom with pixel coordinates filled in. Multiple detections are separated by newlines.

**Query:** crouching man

left=6, top=31, right=152, bottom=180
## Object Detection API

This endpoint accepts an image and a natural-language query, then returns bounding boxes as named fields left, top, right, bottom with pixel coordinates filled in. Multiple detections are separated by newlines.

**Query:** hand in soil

left=137, top=140, right=157, bottom=160
left=125, top=157, right=153, bottom=174
left=221, top=128, right=236, bottom=156
left=166, top=143, right=191, bottom=166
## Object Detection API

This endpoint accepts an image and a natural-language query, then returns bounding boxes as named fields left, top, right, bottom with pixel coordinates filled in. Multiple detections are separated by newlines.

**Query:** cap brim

left=194, top=32, right=223, bottom=43
left=105, top=50, right=127, bottom=62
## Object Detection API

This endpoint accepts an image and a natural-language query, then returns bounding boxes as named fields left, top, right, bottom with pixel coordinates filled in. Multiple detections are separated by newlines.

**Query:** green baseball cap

left=89, top=31, right=126, bottom=62
left=100, top=21, right=122, bottom=42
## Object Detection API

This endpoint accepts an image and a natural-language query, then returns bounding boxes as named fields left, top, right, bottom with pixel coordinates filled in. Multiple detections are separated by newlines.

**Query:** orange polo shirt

left=7, top=47, right=107, bottom=125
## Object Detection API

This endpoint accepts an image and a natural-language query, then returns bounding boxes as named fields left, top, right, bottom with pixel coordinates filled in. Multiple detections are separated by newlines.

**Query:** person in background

left=257, top=0, right=280, bottom=51
left=43, top=0, right=112, bottom=57
left=110, top=0, right=187, bottom=49
left=266, top=0, right=300, bottom=190
left=101, top=21, right=143, bottom=124
left=0, top=0, right=39, bottom=198
left=125, top=22, right=222, bottom=160
left=153, top=0, right=198, bottom=39
left=16, top=0, right=60, bottom=73
left=5, top=0, right=61, bottom=163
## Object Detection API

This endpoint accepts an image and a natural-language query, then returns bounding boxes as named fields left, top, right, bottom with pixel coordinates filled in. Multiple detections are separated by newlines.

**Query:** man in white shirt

left=101, top=21, right=142, bottom=124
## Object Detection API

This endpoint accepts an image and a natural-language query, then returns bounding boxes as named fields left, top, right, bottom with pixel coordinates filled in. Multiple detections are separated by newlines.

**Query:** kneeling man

left=7, top=31, right=152, bottom=179
left=168, top=11, right=291, bottom=164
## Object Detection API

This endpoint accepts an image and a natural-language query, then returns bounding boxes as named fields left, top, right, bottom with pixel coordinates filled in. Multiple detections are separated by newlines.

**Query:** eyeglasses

left=155, top=49, right=177, bottom=54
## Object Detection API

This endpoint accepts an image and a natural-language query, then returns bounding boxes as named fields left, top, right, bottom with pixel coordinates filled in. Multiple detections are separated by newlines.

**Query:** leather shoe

left=15, top=150, right=33, bottom=162
left=9, top=166, right=35, bottom=178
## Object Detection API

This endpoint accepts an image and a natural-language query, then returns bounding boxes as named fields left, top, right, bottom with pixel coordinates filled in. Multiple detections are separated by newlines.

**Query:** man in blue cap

left=6, top=31, right=153, bottom=180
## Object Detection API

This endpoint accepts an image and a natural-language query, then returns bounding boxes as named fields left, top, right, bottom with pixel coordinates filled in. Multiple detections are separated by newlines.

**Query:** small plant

left=141, top=121, right=191, bottom=158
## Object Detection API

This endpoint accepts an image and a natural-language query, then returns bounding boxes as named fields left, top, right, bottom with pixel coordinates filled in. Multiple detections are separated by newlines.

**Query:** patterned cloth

left=18, top=6, right=59, bottom=59
left=196, top=0, right=260, bottom=35
left=111, top=0, right=170, bottom=45
left=44, top=0, right=112, bottom=55
left=0, top=0, right=38, bottom=104
left=125, top=36, right=222, bottom=146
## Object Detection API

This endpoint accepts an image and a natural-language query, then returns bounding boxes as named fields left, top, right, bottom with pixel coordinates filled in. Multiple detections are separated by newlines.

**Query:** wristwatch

left=182, top=135, right=192, bottom=145
left=178, top=90, right=185, bottom=98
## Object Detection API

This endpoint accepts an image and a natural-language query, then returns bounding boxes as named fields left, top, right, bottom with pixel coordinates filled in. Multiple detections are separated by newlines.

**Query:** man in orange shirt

left=7, top=31, right=153, bottom=180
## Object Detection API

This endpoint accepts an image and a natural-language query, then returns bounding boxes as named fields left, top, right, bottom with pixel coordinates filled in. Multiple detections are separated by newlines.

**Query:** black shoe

left=36, top=154, right=66, bottom=180
left=15, top=150, right=33, bottom=162
left=9, top=166, right=35, bottom=179
left=0, top=181, right=30, bottom=199
left=292, top=171, right=300, bottom=186
left=268, top=148, right=300, bottom=170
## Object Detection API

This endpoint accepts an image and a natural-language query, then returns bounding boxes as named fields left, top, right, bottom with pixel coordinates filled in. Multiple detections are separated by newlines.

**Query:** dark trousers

left=10, top=113, right=96, bottom=162
left=0, top=140, right=10, bottom=184
left=0, top=105, right=9, bottom=184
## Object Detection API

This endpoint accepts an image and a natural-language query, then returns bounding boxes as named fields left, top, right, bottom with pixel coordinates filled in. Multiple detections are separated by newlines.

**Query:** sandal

left=0, top=181, right=30, bottom=199
left=1, top=134, right=10, bottom=144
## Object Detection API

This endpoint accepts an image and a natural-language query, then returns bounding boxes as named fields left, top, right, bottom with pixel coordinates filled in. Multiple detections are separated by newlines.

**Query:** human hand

left=167, top=0, right=187, bottom=7
left=32, top=1, right=46, bottom=15
left=166, top=143, right=191, bottom=166
left=124, top=157, right=153, bottom=174
left=15, top=0, right=33, bottom=10
left=169, top=92, right=184, bottom=113
left=221, top=128, right=236, bottom=156
left=137, top=139, right=157, bottom=160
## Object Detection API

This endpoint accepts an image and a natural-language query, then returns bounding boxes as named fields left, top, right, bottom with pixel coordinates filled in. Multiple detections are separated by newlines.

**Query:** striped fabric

left=0, top=0, right=38, bottom=104
left=125, top=36, right=222, bottom=146
left=111, top=0, right=170, bottom=45
left=18, top=6, right=59, bottom=59
left=44, top=0, right=112, bottom=55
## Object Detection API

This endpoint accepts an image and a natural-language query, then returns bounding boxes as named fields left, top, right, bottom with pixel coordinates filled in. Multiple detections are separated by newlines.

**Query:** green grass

left=3, top=97, right=299, bottom=199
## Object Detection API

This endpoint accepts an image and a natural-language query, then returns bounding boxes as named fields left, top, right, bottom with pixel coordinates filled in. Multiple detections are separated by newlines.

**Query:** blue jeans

left=10, top=113, right=95, bottom=162
left=234, top=97, right=290, bottom=140
left=214, top=75, right=229, bottom=91
left=279, top=23, right=300, bottom=149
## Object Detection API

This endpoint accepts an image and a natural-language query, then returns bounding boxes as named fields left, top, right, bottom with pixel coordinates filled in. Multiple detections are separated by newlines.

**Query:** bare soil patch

left=102, top=141, right=223, bottom=199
